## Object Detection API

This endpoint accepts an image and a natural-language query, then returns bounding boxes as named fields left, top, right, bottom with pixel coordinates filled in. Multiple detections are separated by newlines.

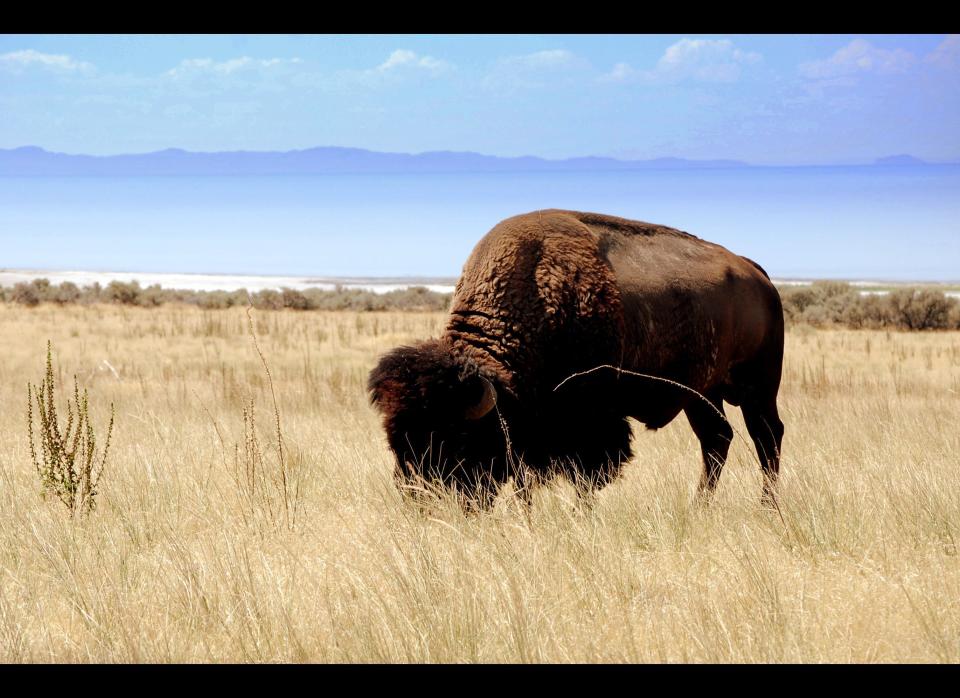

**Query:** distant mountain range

left=0, top=146, right=953, bottom=176
left=873, top=154, right=929, bottom=166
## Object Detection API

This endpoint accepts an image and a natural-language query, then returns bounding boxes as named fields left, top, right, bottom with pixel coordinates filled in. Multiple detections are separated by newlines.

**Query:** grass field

left=1, top=303, right=958, bottom=662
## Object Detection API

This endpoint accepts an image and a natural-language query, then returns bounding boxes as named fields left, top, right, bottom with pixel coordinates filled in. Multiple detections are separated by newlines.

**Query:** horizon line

left=4, top=145, right=958, bottom=169
left=3, top=268, right=959, bottom=287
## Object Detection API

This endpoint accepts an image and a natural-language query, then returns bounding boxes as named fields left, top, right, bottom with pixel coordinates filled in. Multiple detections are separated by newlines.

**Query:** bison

left=369, top=209, right=784, bottom=509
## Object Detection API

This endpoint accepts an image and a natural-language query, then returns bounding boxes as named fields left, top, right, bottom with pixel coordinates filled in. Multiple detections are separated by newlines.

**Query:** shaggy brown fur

left=369, top=209, right=784, bottom=508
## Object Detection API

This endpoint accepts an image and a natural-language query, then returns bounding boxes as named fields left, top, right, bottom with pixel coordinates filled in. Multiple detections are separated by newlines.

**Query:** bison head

left=368, top=339, right=509, bottom=505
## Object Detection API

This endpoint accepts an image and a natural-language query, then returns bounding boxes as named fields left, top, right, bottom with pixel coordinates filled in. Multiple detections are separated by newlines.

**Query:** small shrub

left=106, top=280, right=142, bottom=305
left=888, top=289, right=953, bottom=330
left=27, top=341, right=115, bottom=515
left=800, top=304, right=831, bottom=328
left=53, top=281, right=81, bottom=305
left=11, top=282, right=40, bottom=307
left=252, top=289, right=284, bottom=311
left=31, top=278, right=53, bottom=301
left=779, top=283, right=959, bottom=331
left=229, top=289, right=252, bottom=307
left=782, top=287, right=816, bottom=318
left=948, top=303, right=960, bottom=330
left=280, top=287, right=312, bottom=311
left=387, top=286, right=451, bottom=311
left=841, top=294, right=889, bottom=329
left=196, top=290, right=232, bottom=310
left=3, top=278, right=454, bottom=313
left=78, top=281, right=103, bottom=304
left=810, top=280, right=854, bottom=299
left=137, top=284, right=165, bottom=307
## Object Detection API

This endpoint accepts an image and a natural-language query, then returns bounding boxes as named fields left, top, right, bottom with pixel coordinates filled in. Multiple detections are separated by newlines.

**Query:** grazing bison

left=369, top=209, right=784, bottom=509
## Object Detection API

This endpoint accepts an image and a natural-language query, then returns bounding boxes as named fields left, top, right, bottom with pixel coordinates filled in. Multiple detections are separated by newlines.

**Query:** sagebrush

left=4, top=277, right=960, bottom=330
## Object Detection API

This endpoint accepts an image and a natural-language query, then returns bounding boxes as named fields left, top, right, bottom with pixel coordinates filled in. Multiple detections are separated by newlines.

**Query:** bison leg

left=567, top=467, right=601, bottom=514
left=457, top=487, right=497, bottom=514
left=684, top=390, right=733, bottom=499
left=452, top=465, right=505, bottom=514
left=566, top=415, right=631, bottom=503
left=742, top=399, right=784, bottom=506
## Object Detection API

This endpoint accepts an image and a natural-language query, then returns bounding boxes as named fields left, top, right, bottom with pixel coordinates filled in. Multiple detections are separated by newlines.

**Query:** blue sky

left=2, top=34, right=959, bottom=165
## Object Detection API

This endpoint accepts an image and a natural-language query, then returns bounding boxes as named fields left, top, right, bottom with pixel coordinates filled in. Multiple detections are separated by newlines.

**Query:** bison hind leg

left=742, top=399, right=784, bottom=507
left=729, top=346, right=785, bottom=505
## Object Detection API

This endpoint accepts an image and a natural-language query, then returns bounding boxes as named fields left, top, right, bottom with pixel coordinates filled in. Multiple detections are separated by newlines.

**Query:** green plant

left=26, top=341, right=115, bottom=515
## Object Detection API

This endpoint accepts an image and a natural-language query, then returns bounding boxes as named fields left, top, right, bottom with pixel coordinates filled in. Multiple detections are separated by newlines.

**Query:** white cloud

left=0, top=49, right=94, bottom=73
left=601, top=39, right=761, bottom=84
left=925, top=34, right=960, bottom=71
left=375, top=49, right=451, bottom=75
left=658, top=39, right=761, bottom=81
left=501, top=49, right=577, bottom=70
left=323, top=50, right=453, bottom=90
left=483, top=49, right=585, bottom=91
left=799, top=39, right=916, bottom=79
left=165, top=56, right=303, bottom=78
left=377, top=50, right=415, bottom=71
left=598, top=62, right=636, bottom=83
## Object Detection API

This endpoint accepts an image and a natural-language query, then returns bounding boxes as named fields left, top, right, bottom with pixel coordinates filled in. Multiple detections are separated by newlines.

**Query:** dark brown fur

left=369, top=209, right=784, bottom=507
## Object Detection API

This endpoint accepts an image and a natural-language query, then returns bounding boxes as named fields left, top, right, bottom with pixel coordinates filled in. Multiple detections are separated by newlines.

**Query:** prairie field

left=0, top=303, right=959, bottom=663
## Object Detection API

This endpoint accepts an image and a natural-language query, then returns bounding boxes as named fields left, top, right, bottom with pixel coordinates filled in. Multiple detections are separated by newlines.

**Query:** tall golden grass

left=0, top=304, right=958, bottom=662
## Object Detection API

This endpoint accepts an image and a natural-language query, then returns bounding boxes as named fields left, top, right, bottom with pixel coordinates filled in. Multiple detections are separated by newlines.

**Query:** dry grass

left=0, top=303, right=958, bottom=662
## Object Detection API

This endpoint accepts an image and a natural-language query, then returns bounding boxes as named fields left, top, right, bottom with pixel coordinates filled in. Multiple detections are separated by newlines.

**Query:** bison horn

left=465, top=377, right=497, bottom=420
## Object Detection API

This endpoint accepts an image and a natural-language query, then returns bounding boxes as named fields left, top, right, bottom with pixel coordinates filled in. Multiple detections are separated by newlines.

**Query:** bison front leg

left=563, top=415, right=632, bottom=510
left=511, top=465, right=540, bottom=513
left=451, top=465, right=505, bottom=514
left=571, top=460, right=623, bottom=513
left=684, top=390, right=733, bottom=501
left=456, top=487, right=497, bottom=514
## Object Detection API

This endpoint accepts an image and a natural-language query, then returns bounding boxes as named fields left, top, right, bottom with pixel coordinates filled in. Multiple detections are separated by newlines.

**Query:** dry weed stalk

left=26, top=341, right=115, bottom=515
left=226, top=306, right=302, bottom=532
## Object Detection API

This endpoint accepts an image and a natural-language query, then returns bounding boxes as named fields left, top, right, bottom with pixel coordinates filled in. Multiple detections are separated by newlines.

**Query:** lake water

left=1, top=167, right=958, bottom=281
